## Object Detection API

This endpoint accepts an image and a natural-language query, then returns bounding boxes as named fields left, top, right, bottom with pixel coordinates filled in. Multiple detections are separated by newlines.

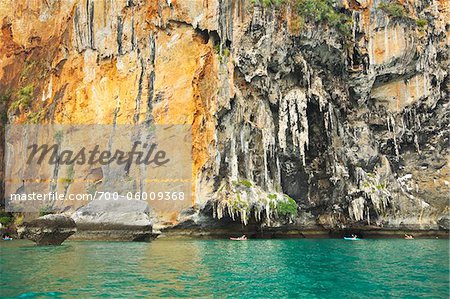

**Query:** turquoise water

left=1, top=239, right=448, bottom=298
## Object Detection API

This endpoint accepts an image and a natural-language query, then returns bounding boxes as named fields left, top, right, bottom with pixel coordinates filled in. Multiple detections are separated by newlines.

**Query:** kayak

left=2, top=237, right=13, bottom=241
left=229, top=237, right=247, bottom=241
left=344, top=237, right=360, bottom=240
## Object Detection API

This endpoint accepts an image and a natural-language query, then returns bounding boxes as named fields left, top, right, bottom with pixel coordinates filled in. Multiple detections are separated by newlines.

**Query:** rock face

left=17, top=214, right=76, bottom=245
left=1, top=1, right=449, bottom=234
left=71, top=194, right=156, bottom=241
left=437, top=215, right=450, bottom=231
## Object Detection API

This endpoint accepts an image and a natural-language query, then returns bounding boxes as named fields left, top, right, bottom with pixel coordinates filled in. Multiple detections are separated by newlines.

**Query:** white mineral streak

left=355, top=167, right=366, bottom=185
left=214, top=130, right=221, bottom=175
left=388, top=115, right=400, bottom=159
left=384, top=20, right=389, bottom=62
left=368, top=28, right=374, bottom=66
left=229, top=133, right=238, bottom=181
left=328, top=102, right=334, bottom=132
left=240, top=128, right=246, bottom=154
left=276, top=155, right=281, bottom=189
left=366, top=206, right=370, bottom=225
left=387, top=114, right=391, bottom=132
left=278, top=89, right=309, bottom=165
left=278, top=94, right=288, bottom=151
left=263, top=146, right=268, bottom=185
left=324, top=107, right=330, bottom=133
left=414, top=134, right=421, bottom=154
left=41, top=77, right=53, bottom=102
left=415, top=112, right=421, bottom=130
left=310, top=76, right=328, bottom=112
left=256, top=104, right=276, bottom=188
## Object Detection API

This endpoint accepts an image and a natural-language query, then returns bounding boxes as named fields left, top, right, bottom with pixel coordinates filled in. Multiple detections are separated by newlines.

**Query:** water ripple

left=0, top=239, right=448, bottom=298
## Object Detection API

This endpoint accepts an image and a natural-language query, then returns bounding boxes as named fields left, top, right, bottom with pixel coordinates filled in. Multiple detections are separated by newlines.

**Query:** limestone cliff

left=0, top=0, right=448, bottom=234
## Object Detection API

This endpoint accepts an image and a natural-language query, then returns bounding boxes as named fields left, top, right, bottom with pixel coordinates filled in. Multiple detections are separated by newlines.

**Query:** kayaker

left=2, top=234, right=12, bottom=240
left=229, top=235, right=247, bottom=241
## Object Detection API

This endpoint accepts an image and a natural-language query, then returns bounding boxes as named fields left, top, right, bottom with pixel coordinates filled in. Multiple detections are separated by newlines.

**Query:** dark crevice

left=133, top=48, right=145, bottom=124
left=117, top=16, right=124, bottom=55
left=194, top=28, right=210, bottom=44
left=145, top=71, right=155, bottom=125
left=88, top=0, right=95, bottom=49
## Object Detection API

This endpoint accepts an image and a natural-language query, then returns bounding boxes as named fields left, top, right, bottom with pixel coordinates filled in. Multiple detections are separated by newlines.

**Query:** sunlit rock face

left=0, top=0, right=448, bottom=232
left=71, top=193, right=156, bottom=241
left=371, top=74, right=431, bottom=112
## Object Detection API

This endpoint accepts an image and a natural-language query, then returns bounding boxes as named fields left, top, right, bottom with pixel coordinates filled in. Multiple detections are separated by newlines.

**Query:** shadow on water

left=0, top=239, right=448, bottom=298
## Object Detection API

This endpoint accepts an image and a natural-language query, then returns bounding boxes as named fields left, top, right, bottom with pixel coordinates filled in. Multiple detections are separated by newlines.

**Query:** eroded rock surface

left=1, top=0, right=449, bottom=234
left=71, top=194, right=156, bottom=241
left=437, top=215, right=450, bottom=231
left=17, top=214, right=76, bottom=245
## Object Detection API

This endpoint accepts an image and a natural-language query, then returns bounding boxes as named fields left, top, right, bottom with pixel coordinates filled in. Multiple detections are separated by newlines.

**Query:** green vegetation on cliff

left=378, top=2, right=407, bottom=19
left=276, top=195, right=298, bottom=218
left=27, top=110, right=45, bottom=123
left=39, top=206, right=55, bottom=217
left=251, top=0, right=352, bottom=37
left=252, top=0, right=285, bottom=6
left=234, top=179, right=253, bottom=188
left=0, top=211, right=13, bottom=226
left=297, top=0, right=352, bottom=36
left=9, top=84, right=34, bottom=113
left=415, top=18, right=428, bottom=28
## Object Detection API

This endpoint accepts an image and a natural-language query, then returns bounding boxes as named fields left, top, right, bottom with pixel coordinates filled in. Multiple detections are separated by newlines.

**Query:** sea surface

left=1, top=239, right=448, bottom=298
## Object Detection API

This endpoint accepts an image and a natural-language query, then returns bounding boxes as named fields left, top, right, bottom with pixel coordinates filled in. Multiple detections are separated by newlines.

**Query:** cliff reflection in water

left=1, top=239, right=448, bottom=298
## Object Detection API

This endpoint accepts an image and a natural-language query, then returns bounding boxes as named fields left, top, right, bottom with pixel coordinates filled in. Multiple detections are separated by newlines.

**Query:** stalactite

left=213, top=182, right=292, bottom=226
left=229, top=133, right=238, bottom=181
left=414, top=134, right=421, bottom=154
left=278, top=89, right=309, bottom=166
left=349, top=197, right=365, bottom=221
left=366, top=206, right=370, bottom=225
left=388, top=115, right=400, bottom=159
